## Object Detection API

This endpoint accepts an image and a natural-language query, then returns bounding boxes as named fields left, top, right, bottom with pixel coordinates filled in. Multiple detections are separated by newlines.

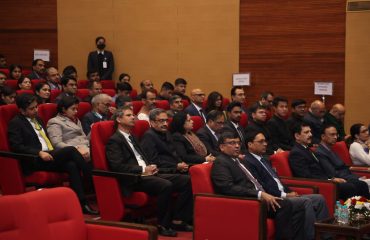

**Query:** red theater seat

left=130, top=89, right=138, bottom=99
left=16, top=89, right=34, bottom=95
left=77, top=79, right=89, bottom=89
left=50, top=89, right=61, bottom=102
left=5, top=79, right=18, bottom=90
left=101, top=80, right=115, bottom=89
left=0, top=187, right=157, bottom=240
left=190, top=116, right=204, bottom=132
left=77, top=89, right=89, bottom=100
left=155, top=100, right=169, bottom=110
left=31, top=79, right=45, bottom=90
left=240, top=112, right=248, bottom=128
left=102, top=88, right=116, bottom=97
left=132, top=101, right=144, bottom=115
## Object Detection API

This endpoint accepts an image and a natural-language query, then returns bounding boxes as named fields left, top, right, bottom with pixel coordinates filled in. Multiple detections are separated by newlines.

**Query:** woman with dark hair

left=47, top=96, right=90, bottom=161
left=9, top=64, right=23, bottom=80
left=205, top=91, right=223, bottom=114
left=17, top=76, right=32, bottom=90
left=35, top=82, right=51, bottom=104
left=118, top=73, right=131, bottom=83
left=170, top=112, right=215, bottom=164
left=62, top=65, right=78, bottom=79
left=349, top=123, right=370, bottom=166
left=0, top=86, right=16, bottom=105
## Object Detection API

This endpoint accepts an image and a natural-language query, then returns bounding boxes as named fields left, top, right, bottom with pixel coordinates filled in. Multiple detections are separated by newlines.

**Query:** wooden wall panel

left=239, top=0, right=346, bottom=107
left=0, top=0, right=57, bottom=69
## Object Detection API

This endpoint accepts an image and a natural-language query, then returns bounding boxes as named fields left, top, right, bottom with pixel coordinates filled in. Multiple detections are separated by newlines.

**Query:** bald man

left=136, top=79, right=154, bottom=100
left=303, top=100, right=326, bottom=144
left=324, top=103, right=346, bottom=141
left=46, top=67, right=61, bottom=90
left=184, top=88, right=206, bottom=122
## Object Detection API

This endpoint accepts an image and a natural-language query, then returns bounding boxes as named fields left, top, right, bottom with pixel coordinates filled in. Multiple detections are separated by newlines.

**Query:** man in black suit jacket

left=87, top=36, right=114, bottom=80
left=211, top=131, right=305, bottom=240
left=106, top=106, right=192, bottom=237
left=303, top=100, right=326, bottom=145
left=267, top=96, right=294, bottom=151
left=223, top=101, right=247, bottom=154
left=8, top=94, right=96, bottom=214
left=196, top=110, right=225, bottom=156
left=55, top=75, right=81, bottom=103
left=243, top=130, right=329, bottom=240
left=28, top=59, right=46, bottom=80
left=286, top=99, right=307, bottom=136
left=289, top=123, right=369, bottom=200
left=184, top=88, right=206, bottom=122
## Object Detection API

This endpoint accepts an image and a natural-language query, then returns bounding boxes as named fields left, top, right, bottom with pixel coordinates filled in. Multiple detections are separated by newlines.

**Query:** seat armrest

left=350, top=166, right=370, bottom=172
left=285, top=184, right=319, bottom=194
left=85, top=219, right=157, bottom=240
left=92, top=169, right=141, bottom=185
left=0, top=150, right=38, bottom=161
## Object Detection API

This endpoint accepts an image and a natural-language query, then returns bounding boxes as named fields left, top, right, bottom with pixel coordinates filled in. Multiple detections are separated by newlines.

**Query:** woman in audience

left=62, top=65, right=78, bottom=79
left=205, top=91, right=223, bottom=114
left=170, top=112, right=215, bottom=164
left=9, top=64, right=23, bottom=80
left=0, top=86, right=16, bottom=105
left=47, top=96, right=90, bottom=161
left=17, top=76, right=32, bottom=90
left=349, top=123, right=370, bottom=166
left=118, top=73, right=131, bottom=83
left=35, top=82, right=51, bottom=104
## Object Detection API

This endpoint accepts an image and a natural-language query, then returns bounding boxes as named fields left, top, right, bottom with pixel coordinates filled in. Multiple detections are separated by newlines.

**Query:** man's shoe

left=82, top=204, right=99, bottom=215
left=171, top=222, right=193, bottom=232
left=158, top=225, right=177, bottom=237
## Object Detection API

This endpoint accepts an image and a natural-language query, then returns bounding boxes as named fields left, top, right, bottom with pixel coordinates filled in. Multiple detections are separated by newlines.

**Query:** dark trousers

left=33, top=146, right=92, bottom=204
left=337, top=179, right=370, bottom=200
left=133, top=173, right=193, bottom=227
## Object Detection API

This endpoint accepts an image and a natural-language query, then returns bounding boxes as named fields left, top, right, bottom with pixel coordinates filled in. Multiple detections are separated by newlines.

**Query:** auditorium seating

left=0, top=68, right=9, bottom=76
left=240, top=112, right=248, bottom=128
left=5, top=79, right=18, bottom=90
left=50, top=89, right=61, bottom=102
left=77, top=89, right=89, bottom=100
left=155, top=100, right=169, bottom=110
left=16, top=89, right=34, bottom=95
left=38, top=102, right=91, bottom=125
left=102, top=88, right=115, bottom=97
left=101, top=80, right=115, bottom=89
left=77, top=79, right=89, bottom=89
left=90, top=120, right=154, bottom=221
left=31, top=79, right=45, bottom=90
left=191, top=116, right=204, bottom=132
left=132, top=101, right=144, bottom=115
left=0, top=187, right=157, bottom=240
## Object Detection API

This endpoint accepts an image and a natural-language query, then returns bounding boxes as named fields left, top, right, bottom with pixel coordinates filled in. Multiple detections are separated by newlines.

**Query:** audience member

left=267, top=96, right=294, bottom=151
left=8, top=64, right=23, bottom=80
left=349, top=123, right=370, bottom=166
left=324, top=103, right=346, bottom=141
left=86, top=69, right=100, bottom=82
left=170, top=112, right=215, bottom=164
left=173, top=78, right=190, bottom=102
left=55, top=75, right=79, bottom=103
left=82, top=93, right=113, bottom=135
left=205, top=91, right=223, bottom=114
left=136, top=79, right=154, bottom=100
left=289, top=123, right=369, bottom=200
left=46, top=67, right=62, bottom=90
left=286, top=99, right=307, bottom=134
left=303, top=100, right=326, bottom=145
left=62, top=65, right=78, bottom=79
left=106, top=106, right=193, bottom=236
left=259, top=91, right=274, bottom=109
left=0, top=71, right=7, bottom=88
left=243, top=130, right=328, bottom=240
left=0, top=86, right=16, bottom=105
left=118, top=73, right=130, bottom=83
left=211, top=131, right=305, bottom=240
left=17, top=76, right=32, bottom=90
left=47, top=96, right=90, bottom=161
left=0, top=54, right=7, bottom=68
left=196, top=110, right=225, bottom=156
left=157, top=81, right=174, bottom=101
left=28, top=59, right=46, bottom=80
left=137, top=89, right=157, bottom=121
left=83, top=80, right=102, bottom=103
left=230, top=86, right=247, bottom=112
left=35, top=82, right=51, bottom=104
left=223, top=101, right=247, bottom=154
left=8, top=94, right=97, bottom=214
left=87, top=36, right=114, bottom=80
left=115, top=95, right=133, bottom=109
left=184, top=88, right=206, bottom=122
left=167, top=95, right=183, bottom=117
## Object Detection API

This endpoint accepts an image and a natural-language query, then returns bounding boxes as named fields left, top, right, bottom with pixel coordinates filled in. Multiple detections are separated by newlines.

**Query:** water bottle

left=341, top=205, right=349, bottom=225
left=334, top=201, right=341, bottom=223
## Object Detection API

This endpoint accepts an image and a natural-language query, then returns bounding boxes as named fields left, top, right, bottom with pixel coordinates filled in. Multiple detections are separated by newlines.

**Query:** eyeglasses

left=194, top=94, right=205, bottom=97
left=101, top=102, right=111, bottom=107
left=154, top=119, right=168, bottom=123
left=0, top=77, right=6, bottom=80
left=223, top=141, right=241, bottom=146
left=215, top=121, right=225, bottom=125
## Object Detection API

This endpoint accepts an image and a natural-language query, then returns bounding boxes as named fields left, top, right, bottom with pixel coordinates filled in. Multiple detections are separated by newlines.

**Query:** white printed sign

left=233, top=73, right=250, bottom=86
left=34, top=49, right=50, bottom=62
left=314, top=82, right=333, bottom=96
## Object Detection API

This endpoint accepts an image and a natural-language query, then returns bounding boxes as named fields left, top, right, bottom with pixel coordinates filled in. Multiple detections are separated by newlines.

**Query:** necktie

left=199, top=109, right=206, bottom=122
left=128, top=135, right=145, bottom=158
left=235, top=159, right=264, bottom=191
left=236, top=125, right=245, bottom=143
left=260, top=157, right=278, bottom=178
left=31, top=118, right=54, bottom=151
left=309, top=149, right=320, bottom=162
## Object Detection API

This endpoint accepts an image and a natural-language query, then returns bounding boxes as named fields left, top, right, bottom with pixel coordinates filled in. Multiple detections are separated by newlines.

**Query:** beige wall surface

left=345, top=10, right=370, bottom=131
left=57, top=0, right=239, bottom=97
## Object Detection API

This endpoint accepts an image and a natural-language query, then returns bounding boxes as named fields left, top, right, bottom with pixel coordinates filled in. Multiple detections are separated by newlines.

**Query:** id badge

left=103, top=61, right=108, bottom=69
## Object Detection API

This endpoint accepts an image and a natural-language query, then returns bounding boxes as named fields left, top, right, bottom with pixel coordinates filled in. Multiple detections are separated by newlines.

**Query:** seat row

left=4, top=79, right=116, bottom=90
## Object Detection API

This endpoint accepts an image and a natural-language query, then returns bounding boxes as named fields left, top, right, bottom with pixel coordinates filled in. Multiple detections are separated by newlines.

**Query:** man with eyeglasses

left=55, top=75, right=80, bottom=103
left=106, top=106, right=193, bottom=236
left=243, top=130, right=329, bottom=240
left=196, top=110, right=225, bottom=156
left=184, top=88, right=206, bottom=122
left=211, top=131, right=305, bottom=240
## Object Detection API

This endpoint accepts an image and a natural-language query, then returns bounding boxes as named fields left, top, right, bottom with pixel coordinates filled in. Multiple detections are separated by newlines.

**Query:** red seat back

left=332, top=141, right=352, bottom=166
left=182, top=99, right=189, bottom=108
left=76, top=102, right=91, bottom=120
left=76, top=89, right=89, bottom=100
left=0, top=68, right=9, bottom=77
left=16, top=89, right=34, bottom=95
left=132, top=120, right=150, bottom=140
left=189, top=163, right=214, bottom=194
left=91, top=121, right=115, bottom=170
left=132, top=101, right=144, bottom=115
left=240, top=112, right=248, bottom=128
left=5, top=79, right=18, bottom=90
left=269, top=151, right=292, bottom=177
left=22, top=69, right=32, bottom=76
left=38, top=103, right=57, bottom=125
left=50, top=89, right=61, bottom=102
left=191, top=116, right=204, bottom=132
left=101, top=80, right=115, bottom=89
left=102, top=89, right=115, bottom=97
left=155, top=100, right=169, bottom=110
left=130, top=89, right=138, bottom=99
left=77, top=80, right=89, bottom=89
left=31, top=79, right=45, bottom=90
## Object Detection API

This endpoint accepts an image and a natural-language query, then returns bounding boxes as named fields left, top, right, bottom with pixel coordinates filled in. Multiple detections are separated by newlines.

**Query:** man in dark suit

left=243, top=130, right=329, bottom=240
left=289, top=123, right=369, bottom=200
left=106, top=106, right=192, bottom=236
left=267, top=96, right=294, bottom=151
left=316, top=124, right=369, bottom=197
left=173, top=78, right=191, bottom=102
left=303, top=100, right=326, bottom=145
left=82, top=93, right=113, bottom=135
left=140, top=108, right=189, bottom=172
left=8, top=93, right=97, bottom=214
left=230, top=86, right=248, bottom=113
left=28, top=59, right=46, bottom=80
left=223, top=101, right=247, bottom=154
left=196, top=110, right=225, bottom=156
left=211, top=131, right=305, bottom=240
left=87, top=36, right=114, bottom=80
left=184, top=88, right=206, bottom=122
left=55, top=75, right=80, bottom=103
left=286, top=99, right=307, bottom=135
